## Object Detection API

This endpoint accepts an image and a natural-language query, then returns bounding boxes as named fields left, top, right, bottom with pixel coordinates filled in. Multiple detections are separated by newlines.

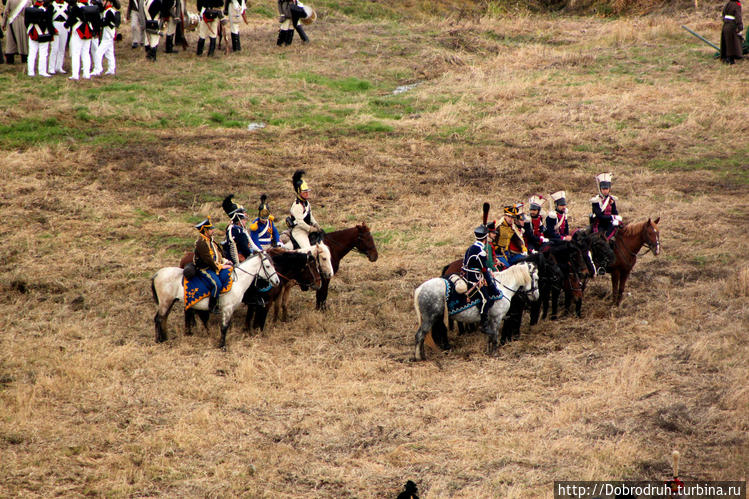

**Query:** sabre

left=681, top=25, right=720, bottom=51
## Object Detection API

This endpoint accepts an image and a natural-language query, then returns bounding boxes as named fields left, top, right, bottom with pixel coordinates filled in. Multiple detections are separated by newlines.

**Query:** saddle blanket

left=444, top=277, right=502, bottom=316
left=184, top=268, right=234, bottom=310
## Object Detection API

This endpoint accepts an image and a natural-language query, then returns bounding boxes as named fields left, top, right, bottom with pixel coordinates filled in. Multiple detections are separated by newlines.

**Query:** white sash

left=8, top=0, right=30, bottom=26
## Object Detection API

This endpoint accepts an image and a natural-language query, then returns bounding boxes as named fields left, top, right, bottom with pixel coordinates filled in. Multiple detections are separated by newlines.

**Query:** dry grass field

left=1, top=0, right=748, bottom=497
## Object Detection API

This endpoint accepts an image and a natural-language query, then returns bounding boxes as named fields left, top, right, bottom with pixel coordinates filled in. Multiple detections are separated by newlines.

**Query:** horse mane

left=500, top=263, right=530, bottom=288
left=619, top=219, right=648, bottom=236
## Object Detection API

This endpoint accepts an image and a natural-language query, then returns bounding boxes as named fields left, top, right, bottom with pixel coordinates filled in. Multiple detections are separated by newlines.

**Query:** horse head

left=304, top=252, right=323, bottom=290
left=311, top=242, right=334, bottom=279
left=258, top=252, right=281, bottom=288
left=571, top=230, right=596, bottom=277
left=522, top=261, right=541, bottom=302
left=644, top=217, right=661, bottom=256
left=356, top=223, right=379, bottom=262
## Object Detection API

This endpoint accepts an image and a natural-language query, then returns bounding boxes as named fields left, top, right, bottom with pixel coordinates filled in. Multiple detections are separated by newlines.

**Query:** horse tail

left=442, top=280, right=448, bottom=329
left=413, top=284, right=423, bottom=328
left=441, top=263, right=450, bottom=277
left=151, top=272, right=159, bottom=304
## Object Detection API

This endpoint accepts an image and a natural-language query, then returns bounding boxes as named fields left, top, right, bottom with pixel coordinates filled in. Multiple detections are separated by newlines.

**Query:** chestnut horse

left=607, top=217, right=661, bottom=306
left=316, top=224, right=379, bottom=310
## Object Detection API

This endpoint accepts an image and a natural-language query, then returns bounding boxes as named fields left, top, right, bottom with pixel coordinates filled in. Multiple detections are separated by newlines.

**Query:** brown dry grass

left=1, top=3, right=748, bottom=498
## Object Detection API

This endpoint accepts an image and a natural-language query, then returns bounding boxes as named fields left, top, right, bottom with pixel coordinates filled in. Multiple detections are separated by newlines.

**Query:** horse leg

left=281, top=285, right=290, bottom=322
left=254, top=304, right=269, bottom=331
left=616, top=270, right=630, bottom=307
left=610, top=269, right=620, bottom=305
left=529, top=299, right=541, bottom=326
left=414, top=319, right=431, bottom=361
left=541, top=285, right=550, bottom=320
left=550, top=287, right=560, bottom=321
left=218, top=317, right=231, bottom=350
left=185, top=308, right=196, bottom=336
left=563, top=289, right=572, bottom=316
left=316, top=278, right=330, bottom=311
left=575, top=296, right=583, bottom=318
left=154, top=299, right=176, bottom=343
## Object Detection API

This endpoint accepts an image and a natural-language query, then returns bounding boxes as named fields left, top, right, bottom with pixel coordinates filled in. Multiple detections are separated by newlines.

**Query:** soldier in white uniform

left=286, top=170, right=321, bottom=250
left=196, top=0, right=222, bottom=56
left=24, top=0, right=53, bottom=77
left=163, top=0, right=184, bottom=53
left=91, top=0, right=118, bottom=75
left=222, top=0, right=243, bottom=51
left=139, top=0, right=169, bottom=60
left=126, top=0, right=143, bottom=48
left=48, top=0, right=69, bottom=73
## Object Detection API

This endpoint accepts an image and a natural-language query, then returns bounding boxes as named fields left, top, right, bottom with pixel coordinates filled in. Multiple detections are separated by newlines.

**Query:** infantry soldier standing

left=65, top=0, right=99, bottom=80
left=720, top=0, right=743, bottom=64
left=590, top=173, right=621, bottom=242
left=287, top=170, right=321, bottom=250
left=163, top=0, right=184, bottom=53
left=222, top=0, right=244, bottom=51
left=544, top=191, right=572, bottom=244
left=196, top=0, right=222, bottom=56
left=249, top=195, right=282, bottom=251
left=3, top=0, right=30, bottom=64
left=48, top=0, right=69, bottom=73
left=126, top=0, right=143, bottom=48
left=91, top=0, right=119, bottom=75
left=276, top=0, right=293, bottom=45
left=140, top=0, right=170, bottom=60
left=24, top=0, right=53, bottom=77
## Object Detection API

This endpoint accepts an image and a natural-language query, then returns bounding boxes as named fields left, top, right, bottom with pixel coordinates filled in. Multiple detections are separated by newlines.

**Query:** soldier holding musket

left=196, top=0, right=222, bottom=56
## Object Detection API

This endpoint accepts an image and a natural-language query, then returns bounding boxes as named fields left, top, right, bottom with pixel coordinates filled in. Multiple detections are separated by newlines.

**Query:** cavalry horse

left=244, top=247, right=324, bottom=331
left=414, top=257, right=540, bottom=359
left=607, top=217, right=661, bottom=306
left=152, top=252, right=280, bottom=349
left=316, top=224, right=379, bottom=310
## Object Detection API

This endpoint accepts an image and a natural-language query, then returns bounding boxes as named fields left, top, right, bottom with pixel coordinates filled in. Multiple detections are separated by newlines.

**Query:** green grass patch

left=648, top=149, right=749, bottom=185
left=0, top=118, right=86, bottom=148
left=291, top=71, right=373, bottom=93
left=354, top=121, right=393, bottom=133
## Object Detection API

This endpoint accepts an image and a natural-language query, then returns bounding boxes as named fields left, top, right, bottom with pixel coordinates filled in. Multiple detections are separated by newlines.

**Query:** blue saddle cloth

left=183, top=268, right=234, bottom=310
left=444, top=277, right=502, bottom=316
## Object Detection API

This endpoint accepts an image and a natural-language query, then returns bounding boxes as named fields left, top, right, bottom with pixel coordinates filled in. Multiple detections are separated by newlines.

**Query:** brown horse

left=316, top=224, right=379, bottom=310
left=607, top=217, right=661, bottom=306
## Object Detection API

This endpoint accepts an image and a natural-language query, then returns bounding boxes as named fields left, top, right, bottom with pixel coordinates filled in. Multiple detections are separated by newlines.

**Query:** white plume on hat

left=551, top=191, right=566, bottom=203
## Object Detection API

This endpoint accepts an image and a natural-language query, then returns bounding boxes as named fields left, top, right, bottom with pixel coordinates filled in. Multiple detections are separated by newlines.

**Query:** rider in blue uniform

left=590, top=172, right=621, bottom=242
left=462, top=225, right=500, bottom=336
left=544, top=191, right=572, bottom=244
left=249, top=194, right=282, bottom=251
left=221, top=194, right=258, bottom=264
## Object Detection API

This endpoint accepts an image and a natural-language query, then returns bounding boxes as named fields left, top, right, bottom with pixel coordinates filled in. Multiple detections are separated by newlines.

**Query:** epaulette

left=590, top=195, right=601, bottom=203
left=547, top=211, right=558, bottom=220
left=610, top=194, right=618, bottom=201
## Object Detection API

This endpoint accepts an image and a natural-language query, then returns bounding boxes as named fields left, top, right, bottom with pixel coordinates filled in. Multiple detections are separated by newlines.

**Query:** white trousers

left=69, top=32, right=92, bottom=79
left=228, top=3, right=242, bottom=35
left=49, top=21, right=68, bottom=72
left=145, top=30, right=159, bottom=48
left=93, top=29, right=115, bottom=74
left=90, top=36, right=99, bottom=60
left=27, top=39, right=50, bottom=76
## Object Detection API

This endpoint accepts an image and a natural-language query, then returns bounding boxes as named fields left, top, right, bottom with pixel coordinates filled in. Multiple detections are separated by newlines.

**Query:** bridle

left=499, top=263, right=539, bottom=301
left=234, top=252, right=278, bottom=284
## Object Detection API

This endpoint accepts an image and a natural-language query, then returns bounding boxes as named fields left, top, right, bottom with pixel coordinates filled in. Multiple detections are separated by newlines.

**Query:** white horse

left=413, top=260, right=540, bottom=360
left=151, top=252, right=280, bottom=349
left=305, top=242, right=334, bottom=279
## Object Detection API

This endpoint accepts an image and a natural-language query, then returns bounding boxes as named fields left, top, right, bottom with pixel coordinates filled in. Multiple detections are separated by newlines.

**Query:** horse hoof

left=550, top=315, right=558, bottom=321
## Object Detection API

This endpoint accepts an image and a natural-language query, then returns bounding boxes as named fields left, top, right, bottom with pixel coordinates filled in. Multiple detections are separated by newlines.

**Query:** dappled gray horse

left=413, top=261, right=540, bottom=359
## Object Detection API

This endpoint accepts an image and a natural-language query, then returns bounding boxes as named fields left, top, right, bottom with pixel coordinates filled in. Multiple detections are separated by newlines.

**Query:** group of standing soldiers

left=461, top=173, right=621, bottom=332
left=2, top=0, right=119, bottom=77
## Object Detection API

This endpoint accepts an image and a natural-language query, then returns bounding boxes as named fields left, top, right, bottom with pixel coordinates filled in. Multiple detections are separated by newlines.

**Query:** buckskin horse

left=152, top=252, right=280, bottom=349
left=317, top=224, right=379, bottom=310
left=606, top=217, right=661, bottom=306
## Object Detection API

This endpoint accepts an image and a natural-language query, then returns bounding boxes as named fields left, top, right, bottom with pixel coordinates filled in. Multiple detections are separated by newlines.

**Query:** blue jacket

left=249, top=218, right=280, bottom=251
left=223, top=223, right=256, bottom=264
left=544, top=210, right=570, bottom=243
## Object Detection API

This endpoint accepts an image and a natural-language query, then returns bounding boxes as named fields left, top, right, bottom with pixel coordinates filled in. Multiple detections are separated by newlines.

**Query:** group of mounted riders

left=191, top=170, right=321, bottom=315
left=459, top=172, right=620, bottom=336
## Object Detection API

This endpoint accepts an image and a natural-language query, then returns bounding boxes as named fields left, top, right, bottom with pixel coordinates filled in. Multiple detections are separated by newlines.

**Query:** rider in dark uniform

left=523, top=195, right=547, bottom=252
left=590, top=172, right=621, bottom=242
left=544, top=191, right=572, bottom=244
left=221, top=194, right=257, bottom=264
left=462, top=225, right=500, bottom=336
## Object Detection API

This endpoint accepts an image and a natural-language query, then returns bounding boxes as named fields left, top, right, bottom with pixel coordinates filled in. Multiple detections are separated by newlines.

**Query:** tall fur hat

left=596, top=172, right=613, bottom=194
left=222, top=194, right=246, bottom=221
left=551, top=191, right=567, bottom=206
left=528, top=195, right=545, bottom=211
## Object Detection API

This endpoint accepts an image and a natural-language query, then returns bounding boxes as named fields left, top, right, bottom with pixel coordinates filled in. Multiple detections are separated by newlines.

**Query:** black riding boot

left=479, top=301, right=494, bottom=336
left=5, top=54, right=14, bottom=64
left=295, top=24, right=309, bottom=43
left=231, top=32, right=239, bottom=52
left=276, top=30, right=284, bottom=46
left=208, top=295, right=220, bottom=315
left=165, top=35, right=174, bottom=53
left=285, top=29, right=294, bottom=45
left=207, top=37, right=216, bottom=56
left=21, top=54, right=27, bottom=63
left=151, top=46, right=157, bottom=61
left=196, top=37, right=205, bottom=55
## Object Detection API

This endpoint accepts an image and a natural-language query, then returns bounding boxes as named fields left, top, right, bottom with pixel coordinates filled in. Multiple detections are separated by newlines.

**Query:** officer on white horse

left=462, top=225, right=501, bottom=336
left=193, top=217, right=232, bottom=314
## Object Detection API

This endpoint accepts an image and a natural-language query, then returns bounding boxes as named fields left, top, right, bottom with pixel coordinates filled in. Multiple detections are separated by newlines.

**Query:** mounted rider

left=482, top=203, right=499, bottom=272
left=249, top=194, right=282, bottom=251
left=193, top=217, right=232, bottom=314
left=496, top=203, right=528, bottom=268
left=544, top=191, right=572, bottom=244
left=462, top=224, right=501, bottom=335
left=590, top=172, right=621, bottom=242
left=523, top=194, right=547, bottom=252
left=221, top=194, right=257, bottom=264
left=286, top=169, right=321, bottom=250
